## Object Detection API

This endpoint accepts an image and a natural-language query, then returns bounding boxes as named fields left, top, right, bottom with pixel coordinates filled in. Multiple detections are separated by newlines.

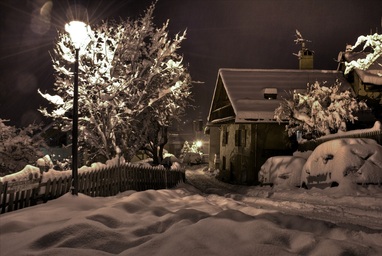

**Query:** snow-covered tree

left=180, top=141, right=191, bottom=158
left=179, top=140, right=202, bottom=165
left=0, top=119, right=46, bottom=175
left=180, top=141, right=202, bottom=156
left=274, top=81, right=368, bottom=139
left=344, top=33, right=382, bottom=75
left=39, top=3, right=192, bottom=164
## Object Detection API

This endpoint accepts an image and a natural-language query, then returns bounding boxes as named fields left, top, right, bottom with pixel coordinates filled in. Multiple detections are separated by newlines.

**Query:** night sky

left=0, top=0, right=381, bottom=128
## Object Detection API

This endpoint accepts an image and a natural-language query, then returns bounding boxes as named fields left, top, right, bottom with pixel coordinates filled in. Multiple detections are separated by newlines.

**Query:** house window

left=222, top=128, right=228, bottom=146
left=263, top=88, right=277, bottom=100
left=235, top=129, right=246, bottom=147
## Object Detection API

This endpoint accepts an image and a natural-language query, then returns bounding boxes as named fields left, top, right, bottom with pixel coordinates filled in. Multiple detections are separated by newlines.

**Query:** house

left=338, top=49, right=382, bottom=120
left=206, top=68, right=355, bottom=185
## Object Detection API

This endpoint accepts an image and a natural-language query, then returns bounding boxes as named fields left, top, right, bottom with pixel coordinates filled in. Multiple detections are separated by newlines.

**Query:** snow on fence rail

left=0, top=163, right=185, bottom=214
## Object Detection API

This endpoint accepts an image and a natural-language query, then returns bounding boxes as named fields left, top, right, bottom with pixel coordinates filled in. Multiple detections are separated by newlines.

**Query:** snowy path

left=185, top=167, right=382, bottom=231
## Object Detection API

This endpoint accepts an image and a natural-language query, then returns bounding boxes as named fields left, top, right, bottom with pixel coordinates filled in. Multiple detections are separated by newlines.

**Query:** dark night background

left=0, top=0, right=381, bottom=129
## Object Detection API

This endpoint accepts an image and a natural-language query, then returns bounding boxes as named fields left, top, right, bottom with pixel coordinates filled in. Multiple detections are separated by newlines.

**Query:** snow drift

left=258, top=156, right=306, bottom=187
left=1, top=183, right=381, bottom=256
left=259, top=137, right=382, bottom=188
left=302, top=138, right=382, bottom=187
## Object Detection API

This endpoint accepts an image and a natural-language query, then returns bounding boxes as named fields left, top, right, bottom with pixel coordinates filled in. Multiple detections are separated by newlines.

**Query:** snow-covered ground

left=1, top=166, right=381, bottom=256
left=1, top=134, right=382, bottom=255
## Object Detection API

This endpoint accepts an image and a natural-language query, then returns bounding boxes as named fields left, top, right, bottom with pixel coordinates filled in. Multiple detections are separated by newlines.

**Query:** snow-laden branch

left=38, top=89, right=64, bottom=105
left=344, top=33, right=382, bottom=75
left=275, top=81, right=368, bottom=139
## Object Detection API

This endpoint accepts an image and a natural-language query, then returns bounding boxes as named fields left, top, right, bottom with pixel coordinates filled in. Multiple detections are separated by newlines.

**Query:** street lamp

left=65, top=20, right=91, bottom=195
left=195, top=140, right=203, bottom=148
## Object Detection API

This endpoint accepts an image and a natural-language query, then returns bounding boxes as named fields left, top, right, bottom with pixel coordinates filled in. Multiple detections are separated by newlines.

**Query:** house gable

left=208, top=75, right=235, bottom=123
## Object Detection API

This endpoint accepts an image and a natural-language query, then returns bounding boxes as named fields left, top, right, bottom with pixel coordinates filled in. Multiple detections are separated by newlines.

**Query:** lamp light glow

left=195, top=140, right=203, bottom=148
left=65, top=21, right=90, bottom=49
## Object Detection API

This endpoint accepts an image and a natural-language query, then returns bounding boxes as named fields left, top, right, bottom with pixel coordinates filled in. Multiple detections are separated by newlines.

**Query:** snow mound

left=259, top=156, right=306, bottom=187
left=302, top=138, right=382, bottom=188
left=36, top=155, right=54, bottom=168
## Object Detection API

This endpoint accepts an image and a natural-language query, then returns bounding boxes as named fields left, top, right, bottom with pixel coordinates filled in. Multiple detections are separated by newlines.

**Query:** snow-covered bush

left=38, top=3, right=192, bottom=165
left=301, top=138, right=382, bottom=188
left=36, top=155, right=54, bottom=172
left=0, top=119, right=46, bottom=176
left=344, top=33, right=382, bottom=75
left=274, top=81, right=368, bottom=140
left=258, top=155, right=306, bottom=187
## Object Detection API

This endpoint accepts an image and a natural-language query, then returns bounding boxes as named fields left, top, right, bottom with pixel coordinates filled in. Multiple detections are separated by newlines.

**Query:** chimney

left=299, top=42, right=314, bottom=70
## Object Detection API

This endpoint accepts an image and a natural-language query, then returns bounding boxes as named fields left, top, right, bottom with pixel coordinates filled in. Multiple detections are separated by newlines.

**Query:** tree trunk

left=158, top=126, right=168, bottom=164
left=152, top=145, right=159, bottom=165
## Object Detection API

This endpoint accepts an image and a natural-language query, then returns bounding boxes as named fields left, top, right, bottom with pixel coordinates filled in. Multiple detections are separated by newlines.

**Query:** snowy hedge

left=0, top=119, right=46, bottom=176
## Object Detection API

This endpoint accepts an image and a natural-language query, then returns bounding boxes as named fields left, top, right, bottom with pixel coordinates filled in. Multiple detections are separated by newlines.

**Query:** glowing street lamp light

left=65, top=20, right=91, bottom=195
left=65, top=21, right=91, bottom=49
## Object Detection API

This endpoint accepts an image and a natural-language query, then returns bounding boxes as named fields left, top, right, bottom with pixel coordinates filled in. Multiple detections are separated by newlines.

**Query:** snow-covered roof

left=208, top=68, right=353, bottom=124
left=344, top=52, right=382, bottom=85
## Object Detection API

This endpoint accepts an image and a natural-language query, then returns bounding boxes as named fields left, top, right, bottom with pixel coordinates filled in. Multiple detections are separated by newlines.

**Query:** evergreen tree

left=39, top=3, right=192, bottom=164
left=274, top=81, right=368, bottom=140
left=181, top=141, right=191, bottom=153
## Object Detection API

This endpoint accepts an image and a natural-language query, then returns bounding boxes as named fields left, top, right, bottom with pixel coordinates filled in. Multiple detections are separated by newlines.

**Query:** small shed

left=207, top=68, right=354, bottom=185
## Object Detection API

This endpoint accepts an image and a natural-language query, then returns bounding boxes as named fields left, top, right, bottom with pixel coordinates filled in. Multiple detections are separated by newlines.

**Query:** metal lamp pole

left=72, top=47, right=79, bottom=195
left=65, top=20, right=90, bottom=196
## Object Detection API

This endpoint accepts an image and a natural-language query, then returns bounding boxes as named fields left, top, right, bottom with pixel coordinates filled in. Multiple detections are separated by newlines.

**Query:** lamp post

left=65, top=21, right=90, bottom=195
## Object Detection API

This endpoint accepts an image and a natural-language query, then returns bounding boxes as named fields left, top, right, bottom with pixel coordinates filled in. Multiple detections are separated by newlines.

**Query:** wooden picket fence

left=0, top=163, right=185, bottom=214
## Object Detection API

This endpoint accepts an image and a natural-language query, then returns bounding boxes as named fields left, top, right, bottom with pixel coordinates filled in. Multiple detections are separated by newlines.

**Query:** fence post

left=1, top=182, right=8, bottom=214
left=165, top=168, right=168, bottom=189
